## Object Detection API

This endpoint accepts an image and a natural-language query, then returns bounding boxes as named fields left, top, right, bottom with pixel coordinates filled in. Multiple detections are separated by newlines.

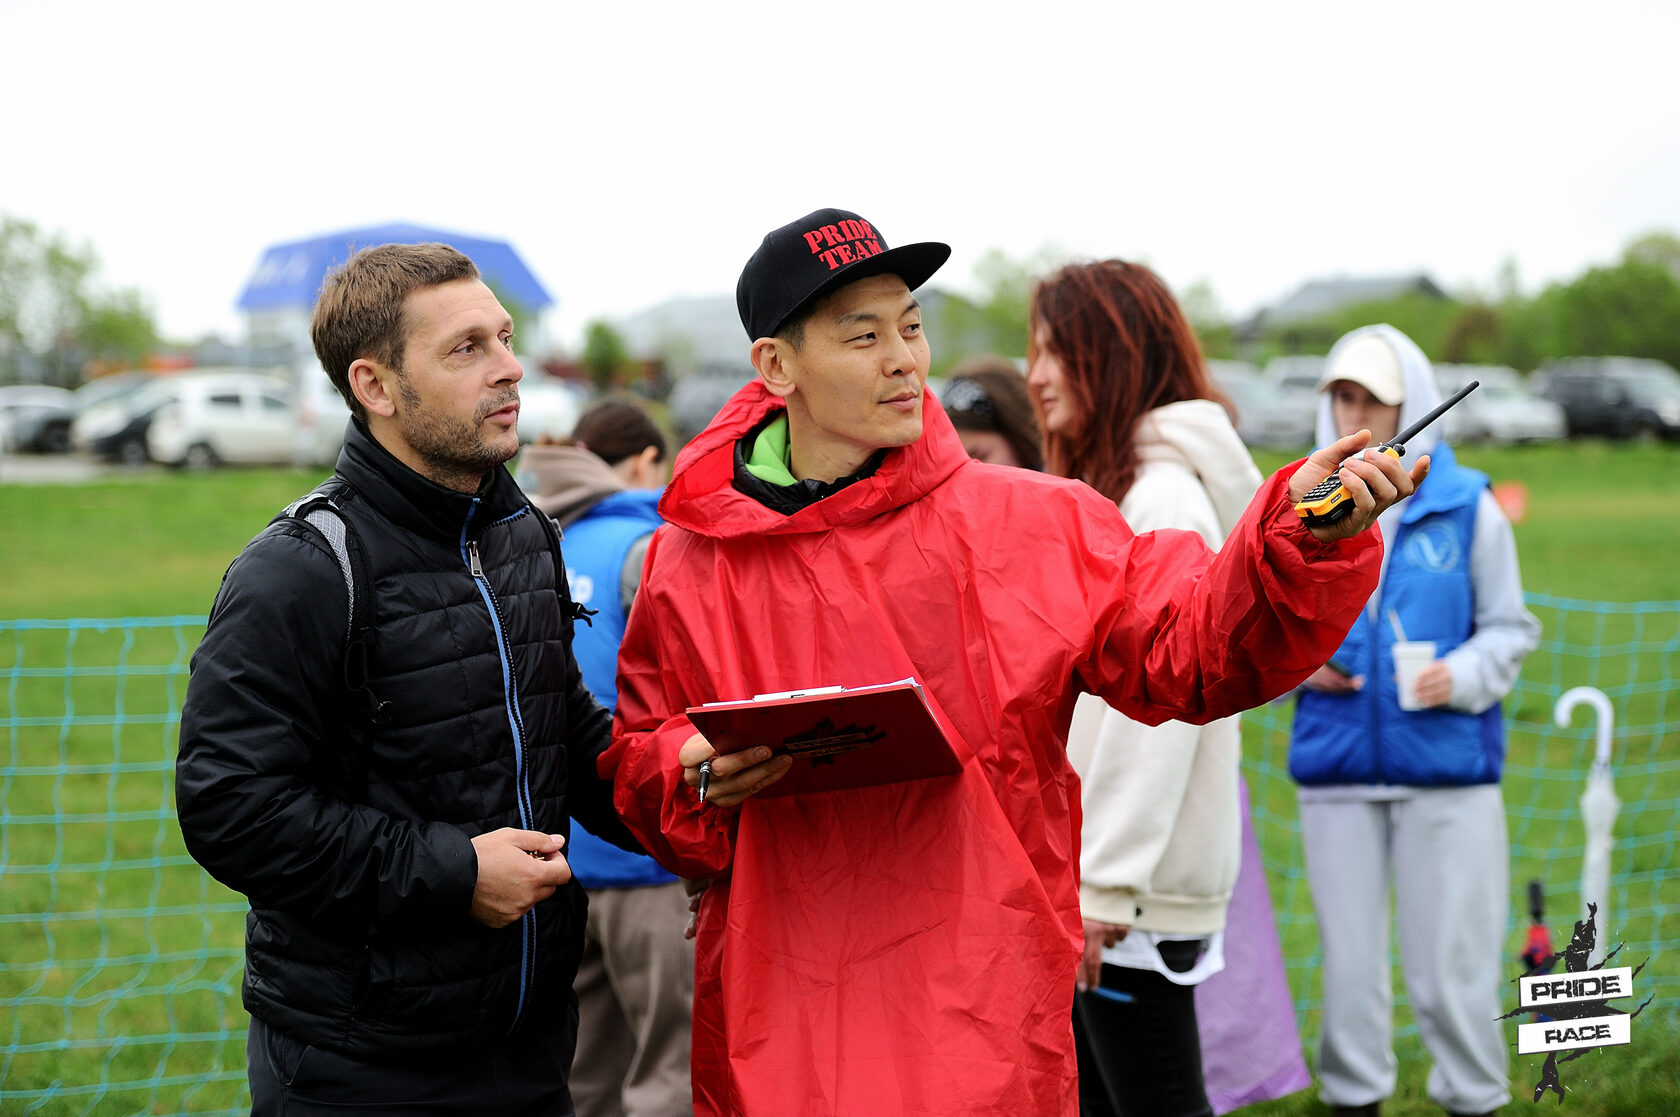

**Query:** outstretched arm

left=1077, top=462, right=1394, bottom=725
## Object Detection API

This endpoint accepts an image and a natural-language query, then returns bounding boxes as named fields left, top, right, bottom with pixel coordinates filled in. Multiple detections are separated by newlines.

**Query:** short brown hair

left=310, top=242, right=480, bottom=423
left=572, top=397, right=668, bottom=466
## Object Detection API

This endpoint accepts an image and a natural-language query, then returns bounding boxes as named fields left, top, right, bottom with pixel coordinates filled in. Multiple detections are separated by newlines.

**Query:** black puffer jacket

left=176, top=421, right=635, bottom=1056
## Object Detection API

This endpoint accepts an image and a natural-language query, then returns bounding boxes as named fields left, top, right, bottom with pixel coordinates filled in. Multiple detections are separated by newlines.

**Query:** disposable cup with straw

left=1388, top=608, right=1436, bottom=710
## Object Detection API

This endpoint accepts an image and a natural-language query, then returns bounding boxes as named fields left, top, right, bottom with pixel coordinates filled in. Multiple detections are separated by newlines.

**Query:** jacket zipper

left=461, top=504, right=540, bottom=1034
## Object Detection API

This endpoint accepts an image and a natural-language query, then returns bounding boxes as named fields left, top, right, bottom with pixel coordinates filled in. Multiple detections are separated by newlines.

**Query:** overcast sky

left=4, top=0, right=1677, bottom=353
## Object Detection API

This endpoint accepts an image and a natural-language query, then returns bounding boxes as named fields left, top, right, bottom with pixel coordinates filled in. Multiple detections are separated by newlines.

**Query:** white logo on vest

left=1403, top=522, right=1461, bottom=573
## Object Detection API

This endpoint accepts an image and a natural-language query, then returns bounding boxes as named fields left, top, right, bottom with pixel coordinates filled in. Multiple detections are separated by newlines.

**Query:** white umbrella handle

left=1556, top=685, right=1618, bottom=961
left=1555, top=685, right=1615, bottom=768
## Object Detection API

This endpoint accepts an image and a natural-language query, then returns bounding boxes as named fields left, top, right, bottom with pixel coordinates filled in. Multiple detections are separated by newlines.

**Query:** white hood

left=1314, top=324, right=1445, bottom=458
left=1313, top=323, right=1447, bottom=593
left=1131, top=398, right=1263, bottom=538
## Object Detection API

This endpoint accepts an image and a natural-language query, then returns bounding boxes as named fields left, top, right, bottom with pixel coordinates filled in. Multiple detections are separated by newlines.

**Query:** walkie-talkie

left=1293, top=380, right=1479, bottom=527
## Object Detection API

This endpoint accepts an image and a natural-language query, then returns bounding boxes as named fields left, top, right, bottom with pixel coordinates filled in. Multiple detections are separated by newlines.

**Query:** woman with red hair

left=1029, top=260, right=1309, bottom=1116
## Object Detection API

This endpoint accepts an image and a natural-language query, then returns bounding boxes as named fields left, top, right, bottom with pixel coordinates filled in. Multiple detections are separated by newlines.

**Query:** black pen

left=697, top=758, right=713, bottom=804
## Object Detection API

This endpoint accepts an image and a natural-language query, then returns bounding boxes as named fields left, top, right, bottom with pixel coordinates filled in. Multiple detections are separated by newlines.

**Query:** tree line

left=931, top=233, right=1680, bottom=377
left=6, top=213, right=1676, bottom=390
left=0, top=216, right=160, bottom=386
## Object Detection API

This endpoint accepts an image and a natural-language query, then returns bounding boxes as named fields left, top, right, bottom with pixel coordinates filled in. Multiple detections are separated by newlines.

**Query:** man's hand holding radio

left=1288, top=429, right=1430, bottom=543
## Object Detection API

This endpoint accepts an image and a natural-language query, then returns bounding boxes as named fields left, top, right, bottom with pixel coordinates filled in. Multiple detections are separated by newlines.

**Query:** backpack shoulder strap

left=531, top=506, right=596, bottom=633
left=278, top=483, right=381, bottom=708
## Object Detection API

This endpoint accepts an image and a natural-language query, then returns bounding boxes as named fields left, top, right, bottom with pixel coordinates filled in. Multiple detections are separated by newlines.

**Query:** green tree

left=1179, top=278, right=1237, bottom=359
left=1623, top=230, right=1680, bottom=280
left=1264, top=290, right=1467, bottom=359
left=0, top=215, right=159, bottom=385
left=1489, top=232, right=1680, bottom=371
left=580, top=318, right=631, bottom=391
left=935, top=246, right=1067, bottom=372
left=1439, top=302, right=1503, bottom=365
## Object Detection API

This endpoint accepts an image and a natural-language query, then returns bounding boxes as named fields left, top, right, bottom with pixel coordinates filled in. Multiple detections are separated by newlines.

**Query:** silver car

left=1435, top=364, right=1565, bottom=444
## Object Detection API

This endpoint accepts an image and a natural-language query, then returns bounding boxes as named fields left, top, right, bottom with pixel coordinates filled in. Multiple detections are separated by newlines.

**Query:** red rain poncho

left=602, top=384, right=1379, bottom=1116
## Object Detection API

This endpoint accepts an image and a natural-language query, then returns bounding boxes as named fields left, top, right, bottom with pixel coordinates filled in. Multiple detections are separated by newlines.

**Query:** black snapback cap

left=735, top=208, right=951, bottom=341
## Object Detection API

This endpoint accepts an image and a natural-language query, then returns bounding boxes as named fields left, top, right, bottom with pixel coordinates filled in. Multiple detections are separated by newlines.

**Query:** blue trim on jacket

left=564, top=490, right=677, bottom=889
left=1290, top=444, right=1505, bottom=787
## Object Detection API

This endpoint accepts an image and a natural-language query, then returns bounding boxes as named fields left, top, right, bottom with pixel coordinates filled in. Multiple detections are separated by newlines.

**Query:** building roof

left=1258, top=273, right=1446, bottom=326
left=236, top=223, right=553, bottom=313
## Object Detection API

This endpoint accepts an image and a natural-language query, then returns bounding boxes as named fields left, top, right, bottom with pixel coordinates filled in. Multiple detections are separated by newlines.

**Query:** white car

left=1213, top=372, right=1314, bottom=449
left=1261, top=355, right=1327, bottom=445
left=146, top=369, right=296, bottom=468
left=1435, top=364, right=1566, bottom=444
left=516, top=377, right=590, bottom=443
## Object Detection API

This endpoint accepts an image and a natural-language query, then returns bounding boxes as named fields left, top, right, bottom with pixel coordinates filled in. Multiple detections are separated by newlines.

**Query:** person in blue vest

left=520, top=397, right=692, bottom=1117
left=1288, top=325, right=1540, bottom=1117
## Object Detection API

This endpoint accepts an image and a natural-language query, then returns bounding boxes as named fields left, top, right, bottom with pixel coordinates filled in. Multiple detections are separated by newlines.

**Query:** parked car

left=74, top=377, right=178, bottom=463
left=146, top=369, right=296, bottom=468
left=1261, top=355, right=1326, bottom=445
left=292, top=365, right=352, bottom=469
left=1210, top=366, right=1313, bottom=449
left=1434, top=364, right=1565, bottom=444
left=1265, top=354, right=1327, bottom=394
left=1205, top=359, right=1260, bottom=384
left=29, top=371, right=156, bottom=455
left=669, top=365, right=754, bottom=442
left=0, top=385, right=75, bottom=453
left=1532, top=357, right=1680, bottom=439
left=516, top=375, right=591, bottom=444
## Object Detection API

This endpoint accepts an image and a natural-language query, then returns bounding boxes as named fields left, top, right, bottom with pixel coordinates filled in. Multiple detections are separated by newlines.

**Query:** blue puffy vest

left=1289, top=444, right=1505, bottom=787
left=563, top=490, right=676, bottom=888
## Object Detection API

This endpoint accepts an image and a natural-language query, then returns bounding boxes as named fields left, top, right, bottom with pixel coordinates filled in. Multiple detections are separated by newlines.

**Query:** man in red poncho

left=600, top=208, right=1428, bottom=1116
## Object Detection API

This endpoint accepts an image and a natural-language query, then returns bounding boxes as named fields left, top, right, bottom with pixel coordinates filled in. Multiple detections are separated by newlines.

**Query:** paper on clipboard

left=685, top=678, right=962, bottom=797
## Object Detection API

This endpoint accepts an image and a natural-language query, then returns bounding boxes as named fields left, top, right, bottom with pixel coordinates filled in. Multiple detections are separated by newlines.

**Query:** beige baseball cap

left=1316, top=334, right=1405, bottom=405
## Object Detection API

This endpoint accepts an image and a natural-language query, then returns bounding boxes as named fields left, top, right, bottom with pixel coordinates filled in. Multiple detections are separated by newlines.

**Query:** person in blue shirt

left=1289, top=325, right=1541, bottom=1117
left=520, top=398, right=692, bottom=1117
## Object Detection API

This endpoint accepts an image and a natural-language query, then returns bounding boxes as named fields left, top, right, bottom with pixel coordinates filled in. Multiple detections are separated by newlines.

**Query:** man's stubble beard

left=396, top=374, right=519, bottom=492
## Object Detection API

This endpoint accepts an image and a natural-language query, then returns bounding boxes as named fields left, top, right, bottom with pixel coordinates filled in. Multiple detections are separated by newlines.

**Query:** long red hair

left=1029, top=260, right=1229, bottom=504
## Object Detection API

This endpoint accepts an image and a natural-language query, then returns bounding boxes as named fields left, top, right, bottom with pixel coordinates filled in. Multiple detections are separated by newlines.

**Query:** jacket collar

left=730, top=412, right=886, bottom=516
left=660, top=380, right=969, bottom=538
left=335, top=419, right=532, bottom=543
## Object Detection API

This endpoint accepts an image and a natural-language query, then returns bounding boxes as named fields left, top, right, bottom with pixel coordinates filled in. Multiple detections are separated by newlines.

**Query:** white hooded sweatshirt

left=1067, top=398, right=1262, bottom=943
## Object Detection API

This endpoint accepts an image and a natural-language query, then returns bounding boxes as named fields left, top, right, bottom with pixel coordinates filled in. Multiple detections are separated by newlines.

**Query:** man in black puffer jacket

left=176, top=242, right=639, bottom=1115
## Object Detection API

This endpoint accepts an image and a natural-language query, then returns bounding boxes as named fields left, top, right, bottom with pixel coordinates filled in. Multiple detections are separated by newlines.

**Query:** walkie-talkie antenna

left=1389, top=380, right=1479, bottom=454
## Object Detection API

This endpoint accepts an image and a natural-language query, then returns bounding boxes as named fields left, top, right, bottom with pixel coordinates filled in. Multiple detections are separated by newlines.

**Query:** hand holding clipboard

left=680, top=679, right=962, bottom=805
left=681, top=734, right=791, bottom=808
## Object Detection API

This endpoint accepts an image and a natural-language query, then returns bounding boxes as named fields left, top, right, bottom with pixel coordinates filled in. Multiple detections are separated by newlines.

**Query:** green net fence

left=1244, top=593, right=1679, bottom=1055
left=2, top=599, right=1675, bottom=1114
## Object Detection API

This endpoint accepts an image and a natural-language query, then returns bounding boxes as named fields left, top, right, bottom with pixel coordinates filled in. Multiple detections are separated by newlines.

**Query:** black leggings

left=1073, top=963, right=1214, bottom=1117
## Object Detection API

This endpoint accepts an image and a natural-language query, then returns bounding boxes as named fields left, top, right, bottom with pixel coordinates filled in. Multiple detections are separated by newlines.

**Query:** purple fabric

left=1194, top=778, right=1313, bottom=1113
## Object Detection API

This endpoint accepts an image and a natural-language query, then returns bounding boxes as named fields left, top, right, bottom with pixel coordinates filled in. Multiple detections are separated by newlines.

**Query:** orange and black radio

left=1293, top=381, right=1480, bottom=527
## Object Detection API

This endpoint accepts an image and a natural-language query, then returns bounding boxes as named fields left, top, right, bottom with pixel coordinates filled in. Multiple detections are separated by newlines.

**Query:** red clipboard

left=684, top=678, right=963, bottom=797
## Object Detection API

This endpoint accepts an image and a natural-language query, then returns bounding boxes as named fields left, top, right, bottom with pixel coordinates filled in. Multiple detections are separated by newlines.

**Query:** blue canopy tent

left=236, top=223, right=553, bottom=313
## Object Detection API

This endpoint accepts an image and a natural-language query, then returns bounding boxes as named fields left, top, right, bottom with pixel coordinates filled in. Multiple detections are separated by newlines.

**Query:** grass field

left=2, top=440, right=1677, bottom=1115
